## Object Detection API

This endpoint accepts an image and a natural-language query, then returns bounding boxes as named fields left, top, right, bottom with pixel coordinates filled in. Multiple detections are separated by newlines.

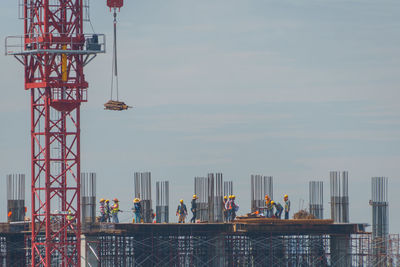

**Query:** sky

left=0, top=1, right=399, bottom=233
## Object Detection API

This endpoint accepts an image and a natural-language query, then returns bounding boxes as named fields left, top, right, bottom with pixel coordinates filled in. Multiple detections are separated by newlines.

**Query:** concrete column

left=330, top=234, right=351, bottom=267
left=6, top=234, right=26, bottom=267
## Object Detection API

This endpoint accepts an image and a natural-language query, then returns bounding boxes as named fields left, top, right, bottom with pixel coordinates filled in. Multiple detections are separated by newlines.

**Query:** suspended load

left=104, top=100, right=131, bottom=111
left=105, top=0, right=132, bottom=111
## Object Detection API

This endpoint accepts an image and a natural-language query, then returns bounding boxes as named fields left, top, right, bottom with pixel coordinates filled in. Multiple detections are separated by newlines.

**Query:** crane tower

left=6, top=1, right=104, bottom=266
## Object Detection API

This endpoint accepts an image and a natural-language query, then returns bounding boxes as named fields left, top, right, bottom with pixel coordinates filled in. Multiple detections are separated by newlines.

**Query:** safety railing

left=5, top=33, right=106, bottom=56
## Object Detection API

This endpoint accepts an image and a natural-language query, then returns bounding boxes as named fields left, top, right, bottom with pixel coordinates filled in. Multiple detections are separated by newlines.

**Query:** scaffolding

left=79, top=232, right=400, bottom=267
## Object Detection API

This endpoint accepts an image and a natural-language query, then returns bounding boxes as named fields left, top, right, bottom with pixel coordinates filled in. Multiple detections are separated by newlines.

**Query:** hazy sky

left=1, top=1, right=399, bottom=233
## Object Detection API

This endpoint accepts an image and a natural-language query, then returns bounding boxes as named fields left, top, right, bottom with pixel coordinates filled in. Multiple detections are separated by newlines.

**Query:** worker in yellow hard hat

left=223, top=196, right=229, bottom=222
left=266, top=198, right=273, bottom=218
left=176, top=199, right=187, bottom=223
left=132, top=198, right=142, bottom=223
left=230, top=195, right=238, bottom=221
left=190, top=195, right=198, bottom=223
left=284, top=194, right=291, bottom=220
left=111, top=198, right=120, bottom=223
left=99, top=198, right=106, bottom=222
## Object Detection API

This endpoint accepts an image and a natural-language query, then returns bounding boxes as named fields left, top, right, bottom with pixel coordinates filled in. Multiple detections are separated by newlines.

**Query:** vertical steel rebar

left=223, top=181, right=233, bottom=197
left=250, top=175, right=273, bottom=213
left=309, top=181, right=323, bottom=219
left=134, top=172, right=153, bottom=223
left=6, top=174, right=25, bottom=222
left=330, top=171, right=349, bottom=223
left=156, top=181, right=169, bottom=223
left=81, top=172, right=96, bottom=226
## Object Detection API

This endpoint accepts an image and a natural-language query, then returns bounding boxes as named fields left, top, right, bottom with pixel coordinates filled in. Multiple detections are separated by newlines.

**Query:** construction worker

left=105, top=199, right=111, bottom=222
left=176, top=199, right=187, bottom=223
left=230, top=195, right=238, bottom=221
left=225, top=195, right=233, bottom=222
left=223, top=196, right=228, bottom=222
left=265, top=195, right=273, bottom=218
left=190, top=194, right=198, bottom=223
left=272, top=201, right=283, bottom=219
left=99, top=198, right=106, bottom=222
left=132, top=198, right=142, bottom=223
left=111, top=198, right=120, bottom=223
left=67, top=210, right=75, bottom=229
left=284, top=194, right=291, bottom=220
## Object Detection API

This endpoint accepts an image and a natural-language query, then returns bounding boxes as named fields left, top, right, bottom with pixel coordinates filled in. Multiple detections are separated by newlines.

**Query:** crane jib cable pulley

left=104, top=0, right=132, bottom=111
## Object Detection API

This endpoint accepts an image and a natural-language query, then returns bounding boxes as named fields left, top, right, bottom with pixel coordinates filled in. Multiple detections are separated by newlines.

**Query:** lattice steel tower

left=6, top=1, right=104, bottom=266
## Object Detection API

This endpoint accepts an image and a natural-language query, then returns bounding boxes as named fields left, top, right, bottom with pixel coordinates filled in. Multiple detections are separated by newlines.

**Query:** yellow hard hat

left=68, top=210, right=72, bottom=213
left=271, top=201, right=275, bottom=205
left=284, top=194, right=288, bottom=198
left=224, top=196, right=228, bottom=199
left=100, top=198, right=105, bottom=203
left=105, top=199, right=109, bottom=203
left=180, top=199, right=183, bottom=203
left=193, top=194, right=197, bottom=199
left=133, top=198, right=140, bottom=203
left=232, top=195, right=236, bottom=199
left=228, top=195, right=232, bottom=199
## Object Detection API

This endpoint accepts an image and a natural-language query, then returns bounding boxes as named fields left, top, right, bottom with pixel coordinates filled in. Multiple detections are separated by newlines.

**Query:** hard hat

left=228, top=195, right=232, bottom=199
left=134, top=198, right=140, bottom=203
left=271, top=201, right=275, bottom=205
left=68, top=210, right=72, bottom=213
left=180, top=199, right=184, bottom=203
left=193, top=194, right=197, bottom=199
left=232, top=195, right=236, bottom=199
left=284, top=194, right=288, bottom=198
left=113, top=198, right=119, bottom=202
left=224, top=196, right=228, bottom=199
left=264, top=194, right=269, bottom=199
left=105, top=199, right=110, bottom=203
left=100, top=198, right=105, bottom=203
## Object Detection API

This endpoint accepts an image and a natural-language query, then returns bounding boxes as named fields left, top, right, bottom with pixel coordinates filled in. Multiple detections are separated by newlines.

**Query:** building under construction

left=1, top=172, right=399, bottom=266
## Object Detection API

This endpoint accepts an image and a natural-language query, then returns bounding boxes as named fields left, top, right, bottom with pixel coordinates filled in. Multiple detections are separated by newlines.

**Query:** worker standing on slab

left=133, top=198, right=142, bottom=223
left=230, top=195, right=238, bottom=221
left=111, top=198, right=120, bottom=223
left=99, top=198, right=106, bottom=222
left=284, top=194, right=291, bottom=219
left=265, top=195, right=273, bottom=218
left=176, top=199, right=188, bottom=223
left=223, top=196, right=228, bottom=222
left=190, top=195, right=198, bottom=223
left=225, top=195, right=233, bottom=222
left=105, top=199, right=111, bottom=222
left=272, top=201, right=283, bottom=219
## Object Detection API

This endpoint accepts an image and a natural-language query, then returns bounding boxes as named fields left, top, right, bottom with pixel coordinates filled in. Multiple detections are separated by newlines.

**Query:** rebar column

left=309, top=181, right=323, bottom=219
left=81, top=173, right=96, bottom=227
left=250, top=175, right=273, bottom=213
left=6, top=174, right=25, bottom=222
left=207, top=173, right=224, bottom=222
left=194, top=177, right=209, bottom=222
left=330, top=171, right=349, bottom=222
left=371, top=177, right=389, bottom=266
left=223, top=181, right=233, bottom=197
left=134, top=172, right=153, bottom=223
left=156, top=181, right=169, bottom=223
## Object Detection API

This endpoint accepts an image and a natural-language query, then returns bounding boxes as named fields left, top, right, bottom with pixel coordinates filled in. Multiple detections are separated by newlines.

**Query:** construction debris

left=293, top=209, right=316, bottom=219
left=104, top=100, right=132, bottom=111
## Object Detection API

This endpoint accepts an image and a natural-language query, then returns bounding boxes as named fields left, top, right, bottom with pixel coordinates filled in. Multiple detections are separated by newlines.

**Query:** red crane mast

left=6, top=1, right=104, bottom=266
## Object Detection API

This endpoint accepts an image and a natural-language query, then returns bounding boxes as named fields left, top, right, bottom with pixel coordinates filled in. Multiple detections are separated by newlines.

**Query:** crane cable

left=110, top=9, right=119, bottom=101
